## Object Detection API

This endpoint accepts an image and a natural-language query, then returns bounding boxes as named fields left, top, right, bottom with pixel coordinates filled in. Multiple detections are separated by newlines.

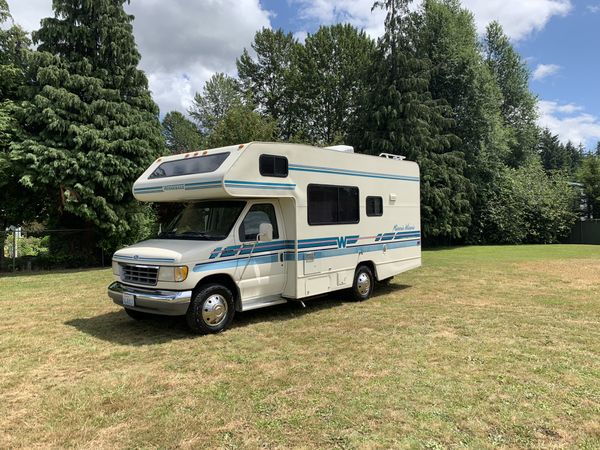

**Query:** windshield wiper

left=158, top=231, right=224, bottom=240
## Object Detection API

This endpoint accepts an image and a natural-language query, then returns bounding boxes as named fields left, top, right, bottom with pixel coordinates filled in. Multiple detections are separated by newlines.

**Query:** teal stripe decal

left=134, top=180, right=222, bottom=194
left=288, top=164, right=419, bottom=182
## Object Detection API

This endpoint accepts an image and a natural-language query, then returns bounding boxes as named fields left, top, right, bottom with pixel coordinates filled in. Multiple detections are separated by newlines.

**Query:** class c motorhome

left=107, top=142, right=421, bottom=334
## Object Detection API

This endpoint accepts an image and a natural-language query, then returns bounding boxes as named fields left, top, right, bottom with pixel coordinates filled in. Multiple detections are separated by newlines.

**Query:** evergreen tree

left=296, top=24, right=375, bottom=145
left=11, top=0, right=163, bottom=258
left=162, top=111, right=203, bottom=154
left=207, top=106, right=277, bottom=148
left=0, top=1, right=43, bottom=268
left=189, top=73, right=243, bottom=135
left=483, top=22, right=538, bottom=167
left=579, top=155, right=600, bottom=219
left=359, top=0, right=471, bottom=242
left=417, top=0, right=510, bottom=242
left=237, top=29, right=302, bottom=139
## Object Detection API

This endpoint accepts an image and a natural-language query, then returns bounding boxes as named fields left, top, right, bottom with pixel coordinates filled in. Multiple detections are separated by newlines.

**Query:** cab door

left=234, top=201, right=287, bottom=299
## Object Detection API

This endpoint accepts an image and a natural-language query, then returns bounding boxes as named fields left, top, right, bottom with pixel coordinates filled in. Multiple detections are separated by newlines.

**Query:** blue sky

left=8, top=0, right=600, bottom=149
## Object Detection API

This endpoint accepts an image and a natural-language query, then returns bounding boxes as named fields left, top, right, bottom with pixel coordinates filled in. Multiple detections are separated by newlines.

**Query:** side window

left=239, top=204, right=280, bottom=241
left=307, top=184, right=359, bottom=225
left=366, top=196, right=383, bottom=217
left=259, top=154, right=288, bottom=177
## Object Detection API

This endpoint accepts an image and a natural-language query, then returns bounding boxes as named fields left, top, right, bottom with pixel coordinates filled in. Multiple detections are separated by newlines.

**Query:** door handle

left=279, top=253, right=284, bottom=263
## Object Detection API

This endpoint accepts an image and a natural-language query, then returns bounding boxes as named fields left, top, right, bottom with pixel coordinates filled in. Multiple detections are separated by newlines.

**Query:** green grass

left=1, top=245, right=599, bottom=449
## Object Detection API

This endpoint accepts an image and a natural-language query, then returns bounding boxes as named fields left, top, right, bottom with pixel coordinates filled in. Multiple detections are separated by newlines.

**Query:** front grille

left=121, top=264, right=159, bottom=286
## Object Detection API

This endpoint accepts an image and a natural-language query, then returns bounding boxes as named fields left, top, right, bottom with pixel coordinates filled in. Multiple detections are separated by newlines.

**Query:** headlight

left=158, top=265, right=189, bottom=282
left=112, top=261, right=120, bottom=276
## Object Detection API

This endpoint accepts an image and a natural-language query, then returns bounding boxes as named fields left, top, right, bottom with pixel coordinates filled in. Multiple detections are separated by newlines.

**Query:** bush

left=479, top=161, right=578, bottom=244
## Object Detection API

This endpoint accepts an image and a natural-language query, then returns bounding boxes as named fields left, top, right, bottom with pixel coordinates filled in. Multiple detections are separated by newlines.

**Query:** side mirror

left=257, top=223, right=273, bottom=242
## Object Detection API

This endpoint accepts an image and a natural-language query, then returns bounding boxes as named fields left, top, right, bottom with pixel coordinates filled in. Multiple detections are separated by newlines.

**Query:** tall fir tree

left=237, top=28, right=302, bottom=140
left=483, top=21, right=538, bottom=167
left=296, top=24, right=375, bottom=145
left=417, top=0, right=510, bottom=242
left=162, top=111, right=203, bottom=154
left=0, top=0, right=41, bottom=268
left=189, top=73, right=244, bottom=135
left=11, top=0, right=163, bottom=259
left=358, top=0, right=472, bottom=242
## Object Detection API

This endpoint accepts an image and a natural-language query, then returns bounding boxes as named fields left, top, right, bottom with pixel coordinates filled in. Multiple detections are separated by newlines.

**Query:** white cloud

left=461, top=0, right=571, bottom=40
left=6, top=0, right=272, bottom=116
left=588, top=4, right=600, bottom=13
left=294, top=0, right=385, bottom=38
left=293, top=30, right=308, bottom=43
left=532, top=63, right=561, bottom=81
left=294, top=0, right=572, bottom=41
left=538, top=100, right=600, bottom=147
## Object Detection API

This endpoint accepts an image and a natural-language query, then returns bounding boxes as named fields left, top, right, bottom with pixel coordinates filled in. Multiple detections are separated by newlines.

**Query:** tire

left=186, top=284, right=235, bottom=334
left=124, top=308, right=152, bottom=320
left=350, top=265, right=375, bottom=301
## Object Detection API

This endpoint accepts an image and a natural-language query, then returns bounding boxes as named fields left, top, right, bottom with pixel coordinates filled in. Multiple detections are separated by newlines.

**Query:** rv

left=107, top=142, right=421, bottom=334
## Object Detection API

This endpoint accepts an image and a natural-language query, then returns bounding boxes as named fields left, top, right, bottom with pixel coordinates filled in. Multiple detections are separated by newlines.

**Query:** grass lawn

left=1, top=245, right=599, bottom=449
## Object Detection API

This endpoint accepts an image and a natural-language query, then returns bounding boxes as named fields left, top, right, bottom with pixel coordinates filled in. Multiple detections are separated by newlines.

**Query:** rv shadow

left=66, top=282, right=411, bottom=345
left=65, top=311, right=194, bottom=346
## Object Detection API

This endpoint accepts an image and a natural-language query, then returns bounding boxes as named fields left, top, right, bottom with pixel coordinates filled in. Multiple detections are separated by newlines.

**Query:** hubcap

left=201, top=294, right=228, bottom=326
left=357, top=272, right=371, bottom=296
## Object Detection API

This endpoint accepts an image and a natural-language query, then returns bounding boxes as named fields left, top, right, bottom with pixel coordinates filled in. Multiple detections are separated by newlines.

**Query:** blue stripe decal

left=288, top=164, right=419, bottom=182
left=224, top=180, right=296, bottom=187
left=193, top=253, right=279, bottom=272
left=297, top=239, right=420, bottom=260
left=194, top=238, right=420, bottom=271
left=134, top=180, right=222, bottom=194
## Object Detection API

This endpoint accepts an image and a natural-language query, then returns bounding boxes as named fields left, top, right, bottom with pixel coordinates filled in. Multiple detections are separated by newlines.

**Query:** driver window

left=239, top=204, right=280, bottom=242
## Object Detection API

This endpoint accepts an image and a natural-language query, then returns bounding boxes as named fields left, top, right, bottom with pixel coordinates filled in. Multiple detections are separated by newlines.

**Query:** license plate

left=123, top=293, right=135, bottom=307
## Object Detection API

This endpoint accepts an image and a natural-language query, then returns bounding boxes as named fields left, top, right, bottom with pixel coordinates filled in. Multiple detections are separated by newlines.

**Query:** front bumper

left=107, top=281, right=192, bottom=316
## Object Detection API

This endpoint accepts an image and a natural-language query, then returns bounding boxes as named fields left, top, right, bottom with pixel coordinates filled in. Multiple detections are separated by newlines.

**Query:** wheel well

left=358, top=260, right=378, bottom=280
left=194, top=274, right=242, bottom=311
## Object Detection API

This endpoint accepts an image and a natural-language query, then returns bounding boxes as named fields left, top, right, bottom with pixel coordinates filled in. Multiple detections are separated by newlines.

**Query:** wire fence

left=0, top=228, right=109, bottom=272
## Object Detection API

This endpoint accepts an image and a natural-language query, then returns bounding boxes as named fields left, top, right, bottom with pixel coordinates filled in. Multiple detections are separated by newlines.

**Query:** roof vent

left=325, top=145, right=354, bottom=153
left=379, top=153, right=406, bottom=160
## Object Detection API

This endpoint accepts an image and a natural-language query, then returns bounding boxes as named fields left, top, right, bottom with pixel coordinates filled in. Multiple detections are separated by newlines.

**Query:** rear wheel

left=350, top=265, right=374, bottom=301
left=186, top=284, right=235, bottom=334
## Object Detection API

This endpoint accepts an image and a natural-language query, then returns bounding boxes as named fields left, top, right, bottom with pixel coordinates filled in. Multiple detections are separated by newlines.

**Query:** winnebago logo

left=163, top=184, right=185, bottom=191
left=336, top=236, right=359, bottom=248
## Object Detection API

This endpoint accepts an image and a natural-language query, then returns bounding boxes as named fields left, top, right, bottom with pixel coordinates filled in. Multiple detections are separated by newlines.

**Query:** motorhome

left=107, top=142, right=421, bottom=334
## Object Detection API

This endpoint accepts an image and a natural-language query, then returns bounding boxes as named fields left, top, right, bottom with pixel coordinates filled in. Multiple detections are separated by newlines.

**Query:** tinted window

left=308, top=184, right=359, bottom=225
left=366, top=196, right=383, bottom=217
left=149, top=152, right=229, bottom=179
left=259, top=154, right=288, bottom=177
left=239, top=204, right=280, bottom=241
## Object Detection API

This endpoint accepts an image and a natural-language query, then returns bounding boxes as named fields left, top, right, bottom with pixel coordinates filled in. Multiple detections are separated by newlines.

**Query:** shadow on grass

left=65, top=282, right=412, bottom=346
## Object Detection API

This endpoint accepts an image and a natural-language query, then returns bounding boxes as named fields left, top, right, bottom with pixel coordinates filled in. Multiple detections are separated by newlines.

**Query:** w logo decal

left=336, top=236, right=348, bottom=248
left=336, top=236, right=358, bottom=249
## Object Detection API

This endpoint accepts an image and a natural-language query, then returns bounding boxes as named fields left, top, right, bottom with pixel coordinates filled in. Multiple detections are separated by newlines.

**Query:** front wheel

left=186, top=284, right=235, bottom=334
left=350, top=265, right=374, bottom=301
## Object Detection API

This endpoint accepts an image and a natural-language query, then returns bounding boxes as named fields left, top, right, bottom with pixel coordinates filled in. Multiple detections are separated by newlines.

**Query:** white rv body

left=107, top=142, right=421, bottom=330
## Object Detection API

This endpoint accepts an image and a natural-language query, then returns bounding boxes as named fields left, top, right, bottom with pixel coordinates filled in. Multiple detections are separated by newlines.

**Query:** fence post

left=12, top=229, right=16, bottom=272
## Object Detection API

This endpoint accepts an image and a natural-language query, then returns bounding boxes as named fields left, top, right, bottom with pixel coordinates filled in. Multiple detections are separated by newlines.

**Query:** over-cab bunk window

left=307, top=184, right=359, bottom=225
left=149, top=152, right=230, bottom=179
left=259, top=154, right=288, bottom=178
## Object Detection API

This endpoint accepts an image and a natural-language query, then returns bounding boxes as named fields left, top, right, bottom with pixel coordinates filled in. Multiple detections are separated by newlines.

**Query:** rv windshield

left=158, top=201, right=245, bottom=241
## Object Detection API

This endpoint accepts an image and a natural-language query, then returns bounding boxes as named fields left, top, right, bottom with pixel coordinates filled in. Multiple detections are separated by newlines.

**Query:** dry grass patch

left=1, top=245, right=600, bottom=449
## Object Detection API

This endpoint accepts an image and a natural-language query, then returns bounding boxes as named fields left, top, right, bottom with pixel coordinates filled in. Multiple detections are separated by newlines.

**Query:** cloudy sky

left=6, top=0, right=600, bottom=149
